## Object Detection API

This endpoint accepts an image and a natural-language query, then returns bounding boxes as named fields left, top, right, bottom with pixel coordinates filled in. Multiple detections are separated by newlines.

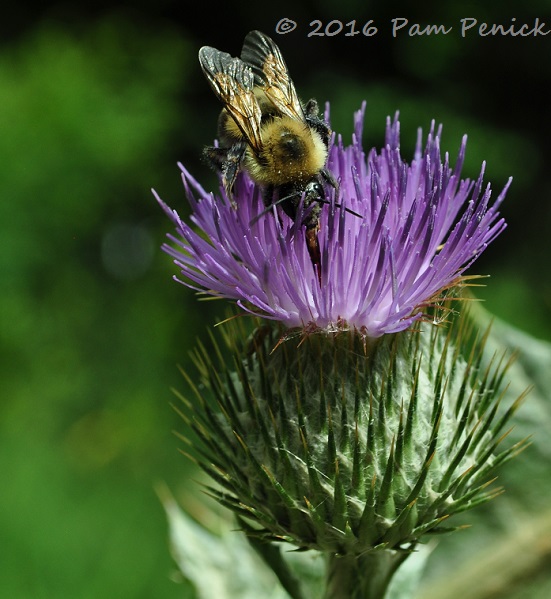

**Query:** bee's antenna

left=249, top=194, right=362, bottom=227
left=314, top=198, right=363, bottom=219
left=249, top=192, right=301, bottom=226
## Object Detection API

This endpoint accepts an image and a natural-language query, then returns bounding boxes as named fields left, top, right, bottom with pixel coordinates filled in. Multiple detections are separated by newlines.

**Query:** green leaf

left=237, top=517, right=307, bottom=599
left=161, top=487, right=292, bottom=599
left=386, top=545, right=433, bottom=599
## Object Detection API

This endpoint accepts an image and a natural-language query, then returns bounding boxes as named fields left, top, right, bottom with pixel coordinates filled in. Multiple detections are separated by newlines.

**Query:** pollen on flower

left=155, top=103, right=510, bottom=340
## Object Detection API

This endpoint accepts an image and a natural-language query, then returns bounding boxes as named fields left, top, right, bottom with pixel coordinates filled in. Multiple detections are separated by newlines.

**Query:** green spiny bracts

left=177, top=311, right=527, bottom=557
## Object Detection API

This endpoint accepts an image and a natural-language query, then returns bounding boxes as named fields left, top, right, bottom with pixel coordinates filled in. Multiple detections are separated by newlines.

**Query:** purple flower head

left=156, top=104, right=509, bottom=339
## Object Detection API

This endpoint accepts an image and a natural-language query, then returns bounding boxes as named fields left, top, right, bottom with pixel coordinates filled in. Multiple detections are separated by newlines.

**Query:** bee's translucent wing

left=240, top=30, right=305, bottom=123
left=199, top=46, right=264, bottom=153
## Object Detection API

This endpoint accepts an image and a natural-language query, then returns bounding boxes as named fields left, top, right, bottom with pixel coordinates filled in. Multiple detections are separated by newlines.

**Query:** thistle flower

left=158, top=105, right=524, bottom=599
left=177, top=313, right=526, bottom=599
left=156, top=104, right=510, bottom=340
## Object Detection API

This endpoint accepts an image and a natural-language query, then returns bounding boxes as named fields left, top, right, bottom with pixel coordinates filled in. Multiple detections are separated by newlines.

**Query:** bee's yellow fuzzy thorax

left=245, top=116, right=328, bottom=186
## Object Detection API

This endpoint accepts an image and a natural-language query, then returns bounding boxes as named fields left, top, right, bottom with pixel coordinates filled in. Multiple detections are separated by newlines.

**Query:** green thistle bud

left=175, top=310, right=526, bottom=598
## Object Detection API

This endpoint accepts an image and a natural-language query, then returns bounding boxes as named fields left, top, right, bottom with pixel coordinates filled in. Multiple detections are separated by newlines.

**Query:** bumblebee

left=198, top=30, right=337, bottom=279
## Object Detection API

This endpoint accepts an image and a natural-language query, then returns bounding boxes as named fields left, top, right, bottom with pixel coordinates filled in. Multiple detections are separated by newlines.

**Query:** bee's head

left=304, top=179, right=324, bottom=203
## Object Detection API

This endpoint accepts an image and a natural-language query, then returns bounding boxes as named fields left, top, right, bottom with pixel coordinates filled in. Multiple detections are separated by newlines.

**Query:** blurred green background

left=1, top=1, right=549, bottom=598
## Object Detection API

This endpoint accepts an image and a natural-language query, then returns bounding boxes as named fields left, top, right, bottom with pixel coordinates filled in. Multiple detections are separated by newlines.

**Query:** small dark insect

left=198, top=30, right=339, bottom=282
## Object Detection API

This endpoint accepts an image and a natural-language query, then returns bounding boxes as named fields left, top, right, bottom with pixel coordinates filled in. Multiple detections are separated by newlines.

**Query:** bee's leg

left=261, top=184, right=275, bottom=208
left=304, top=98, right=320, bottom=117
left=320, top=168, right=339, bottom=194
left=202, top=145, right=228, bottom=170
left=300, top=182, right=323, bottom=284
left=318, top=170, right=362, bottom=219
left=223, top=141, right=247, bottom=196
left=305, top=223, right=322, bottom=286
left=304, top=99, right=333, bottom=147
left=202, top=141, right=247, bottom=207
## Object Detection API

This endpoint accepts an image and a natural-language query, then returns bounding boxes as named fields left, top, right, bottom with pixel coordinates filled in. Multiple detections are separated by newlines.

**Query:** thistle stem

left=324, top=551, right=409, bottom=599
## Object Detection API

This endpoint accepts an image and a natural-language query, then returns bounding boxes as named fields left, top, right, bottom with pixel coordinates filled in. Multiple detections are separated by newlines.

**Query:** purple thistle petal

left=155, top=105, right=510, bottom=340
